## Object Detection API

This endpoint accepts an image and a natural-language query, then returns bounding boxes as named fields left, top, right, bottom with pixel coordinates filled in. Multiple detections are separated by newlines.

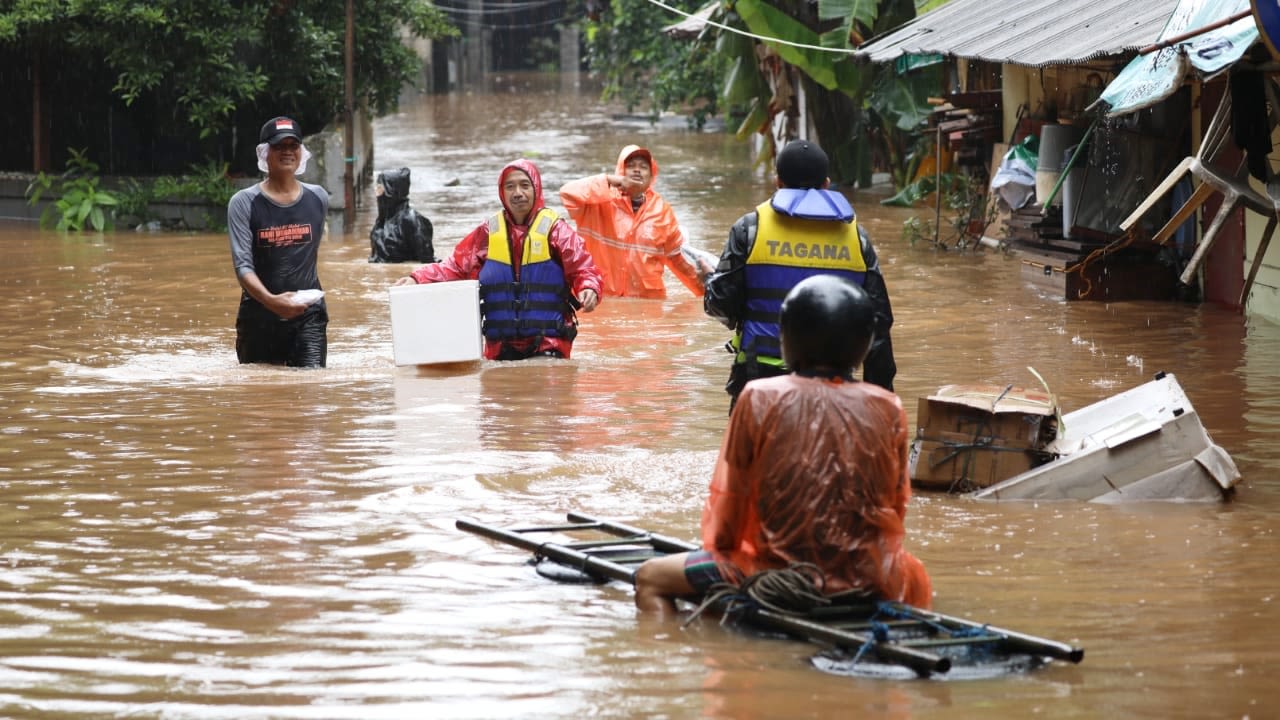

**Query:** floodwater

left=2, top=73, right=1278, bottom=719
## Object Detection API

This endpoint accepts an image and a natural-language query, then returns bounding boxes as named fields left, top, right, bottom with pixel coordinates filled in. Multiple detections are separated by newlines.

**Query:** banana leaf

left=734, top=0, right=849, bottom=91
left=869, top=64, right=941, bottom=131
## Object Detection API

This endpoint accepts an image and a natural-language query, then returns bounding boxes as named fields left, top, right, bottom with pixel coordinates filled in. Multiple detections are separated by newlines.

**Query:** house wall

left=1000, top=65, right=1280, bottom=320
left=1243, top=179, right=1280, bottom=320
left=1239, top=85, right=1280, bottom=322
left=1001, top=64, right=1114, bottom=141
left=1001, top=65, right=1045, bottom=139
left=299, top=109, right=374, bottom=236
left=1191, top=81, right=1280, bottom=322
left=400, top=30, right=434, bottom=94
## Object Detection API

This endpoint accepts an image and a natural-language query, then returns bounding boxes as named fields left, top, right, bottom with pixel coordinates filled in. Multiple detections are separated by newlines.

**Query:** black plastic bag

left=369, top=167, right=436, bottom=263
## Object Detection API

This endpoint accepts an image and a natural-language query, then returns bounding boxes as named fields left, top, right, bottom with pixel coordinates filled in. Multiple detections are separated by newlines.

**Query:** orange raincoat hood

left=558, top=145, right=704, bottom=299
left=616, top=144, right=658, bottom=186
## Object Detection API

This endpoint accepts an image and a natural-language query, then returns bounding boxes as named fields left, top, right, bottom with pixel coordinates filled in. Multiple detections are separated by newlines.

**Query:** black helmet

left=779, top=275, right=876, bottom=375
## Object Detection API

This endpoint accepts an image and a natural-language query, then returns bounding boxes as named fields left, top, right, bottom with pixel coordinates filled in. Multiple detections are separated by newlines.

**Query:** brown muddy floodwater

left=2, top=75, right=1279, bottom=719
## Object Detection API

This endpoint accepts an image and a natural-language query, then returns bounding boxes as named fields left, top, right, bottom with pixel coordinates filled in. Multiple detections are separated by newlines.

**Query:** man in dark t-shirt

left=227, top=116, right=331, bottom=367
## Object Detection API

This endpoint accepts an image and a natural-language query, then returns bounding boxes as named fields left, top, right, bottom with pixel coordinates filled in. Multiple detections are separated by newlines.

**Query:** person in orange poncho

left=634, top=275, right=931, bottom=618
left=559, top=144, right=712, bottom=299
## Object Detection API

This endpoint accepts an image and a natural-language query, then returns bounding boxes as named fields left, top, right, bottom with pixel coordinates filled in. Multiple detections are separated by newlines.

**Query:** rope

left=875, top=601, right=992, bottom=638
left=682, top=562, right=835, bottom=628
left=850, top=620, right=891, bottom=664
left=1064, top=226, right=1143, bottom=299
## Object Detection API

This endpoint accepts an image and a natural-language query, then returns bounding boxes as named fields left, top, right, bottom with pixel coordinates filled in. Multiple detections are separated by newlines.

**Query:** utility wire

left=640, top=0, right=861, bottom=55
left=461, top=16, right=567, bottom=29
left=434, top=0, right=564, bottom=14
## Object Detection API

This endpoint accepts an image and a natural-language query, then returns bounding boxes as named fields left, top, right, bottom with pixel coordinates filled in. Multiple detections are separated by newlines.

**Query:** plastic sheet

left=702, top=375, right=932, bottom=607
left=369, top=167, right=436, bottom=264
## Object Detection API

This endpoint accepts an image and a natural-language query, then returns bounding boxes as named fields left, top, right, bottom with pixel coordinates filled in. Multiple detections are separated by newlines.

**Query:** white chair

left=1118, top=79, right=1278, bottom=301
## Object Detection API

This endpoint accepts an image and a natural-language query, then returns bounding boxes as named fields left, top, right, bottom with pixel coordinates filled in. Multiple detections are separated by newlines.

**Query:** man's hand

left=392, top=276, right=418, bottom=287
left=238, top=270, right=309, bottom=320
left=267, top=292, right=308, bottom=320
left=608, top=173, right=644, bottom=199
left=576, top=288, right=599, bottom=312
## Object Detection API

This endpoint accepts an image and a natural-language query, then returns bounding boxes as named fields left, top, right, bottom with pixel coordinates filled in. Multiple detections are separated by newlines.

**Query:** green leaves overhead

left=869, top=62, right=941, bottom=131
left=733, top=0, right=864, bottom=92
left=719, top=25, right=766, bottom=106
left=0, top=0, right=458, bottom=145
left=817, top=0, right=877, bottom=47
left=582, top=0, right=726, bottom=125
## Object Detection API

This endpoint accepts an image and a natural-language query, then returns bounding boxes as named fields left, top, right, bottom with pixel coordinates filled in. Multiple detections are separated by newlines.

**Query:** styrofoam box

left=389, top=280, right=482, bottom=366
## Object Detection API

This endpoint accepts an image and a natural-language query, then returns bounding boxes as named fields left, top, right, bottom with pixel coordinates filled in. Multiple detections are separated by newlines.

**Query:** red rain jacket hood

left=498, top=158, right=546, bottom=224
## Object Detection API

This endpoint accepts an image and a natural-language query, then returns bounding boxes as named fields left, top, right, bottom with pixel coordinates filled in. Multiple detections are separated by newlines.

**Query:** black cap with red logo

left=259, top=117, right=303, bottom=145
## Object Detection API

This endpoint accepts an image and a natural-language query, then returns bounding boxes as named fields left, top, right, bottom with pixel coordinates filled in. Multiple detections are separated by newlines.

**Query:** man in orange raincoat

left=634, top=275, right=932, bottom=619
left=559, top=145, right=712, bottom=299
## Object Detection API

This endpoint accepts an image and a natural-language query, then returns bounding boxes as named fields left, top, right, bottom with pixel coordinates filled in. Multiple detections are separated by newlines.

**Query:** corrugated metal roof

left=859, top=0, right=1181, bottom=68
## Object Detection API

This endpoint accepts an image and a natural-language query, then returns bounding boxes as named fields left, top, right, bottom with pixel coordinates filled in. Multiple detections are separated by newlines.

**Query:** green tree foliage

left=581, top=0, right=727, bottom=126
left=730, top=0, right=927, bottom=186
left=0, top=1, right=456, bottom=144
left=582, top=0, right=949, bottom=190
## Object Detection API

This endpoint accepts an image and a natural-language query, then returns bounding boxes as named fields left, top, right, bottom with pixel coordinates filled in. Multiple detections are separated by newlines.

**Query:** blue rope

left=876, top=601, right=994, bottom=638
left=949, top=624, right=993, bottom=638
left=849, top=619, right=892, bottom=664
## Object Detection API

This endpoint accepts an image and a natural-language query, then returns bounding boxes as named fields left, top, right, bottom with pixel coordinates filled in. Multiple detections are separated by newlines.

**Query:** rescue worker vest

left=736, top=201, right=867, bottom=366
left=478, top=208, right=575, bottom=341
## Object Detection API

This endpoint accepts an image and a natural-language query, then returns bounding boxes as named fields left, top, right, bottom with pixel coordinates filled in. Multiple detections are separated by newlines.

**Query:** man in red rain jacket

left=395, top=159, right=602, bottom=360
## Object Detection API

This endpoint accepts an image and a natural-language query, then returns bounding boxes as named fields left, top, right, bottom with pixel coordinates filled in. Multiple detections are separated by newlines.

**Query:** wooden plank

left=1241, top=215, right=1278, bottom=306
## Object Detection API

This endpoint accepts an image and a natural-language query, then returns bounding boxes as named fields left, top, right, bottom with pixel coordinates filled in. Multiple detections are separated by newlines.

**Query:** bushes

left=116, top=160, right=237, bottom=232
left=25, top=148, right=120, bottom=232
left=27, top=150, right=236, bottom=232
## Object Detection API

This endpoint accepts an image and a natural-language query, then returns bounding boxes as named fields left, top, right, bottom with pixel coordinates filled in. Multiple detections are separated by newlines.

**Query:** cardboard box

left=916, top=384, right=1058, bottom=450
left=970, top=372, right=1241, bottom=502
left=389, top=280, right=483, bottom=366
left=909, top=433, right=1048, bottom=492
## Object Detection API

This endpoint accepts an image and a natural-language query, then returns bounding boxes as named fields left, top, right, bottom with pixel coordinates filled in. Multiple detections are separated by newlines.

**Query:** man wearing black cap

left=704, top=139, right=897, bottom=409
left=227, top=116, right=332, bottom=367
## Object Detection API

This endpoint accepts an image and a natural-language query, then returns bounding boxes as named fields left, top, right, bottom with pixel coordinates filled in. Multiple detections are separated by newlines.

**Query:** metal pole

left=933, top=123, right=942, bottom=245
left=32, top=51, right=47, bottom=172
left=565, top=512, right=698, bottom=554
left=1138, top=9, right=1252, bottom=55
left=455, top=517, right=950, bottom=676
left=883, top=602, right=1085, bottom=663
left=343, top=0, right=355, bottom=234
left=455, top=518, right=637, bottom=584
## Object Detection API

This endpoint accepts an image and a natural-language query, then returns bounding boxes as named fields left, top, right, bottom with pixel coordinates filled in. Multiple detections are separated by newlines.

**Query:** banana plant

left=721, top=0, right=949, bottom=189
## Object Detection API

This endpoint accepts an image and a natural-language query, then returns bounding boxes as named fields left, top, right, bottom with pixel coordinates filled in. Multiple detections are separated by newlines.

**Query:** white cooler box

left=389, top=280, right=483, bottom=366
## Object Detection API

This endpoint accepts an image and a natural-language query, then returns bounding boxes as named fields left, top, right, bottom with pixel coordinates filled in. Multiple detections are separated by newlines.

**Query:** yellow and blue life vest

left=736, top=193, right=866, bottom=366
left=478, top=208, right=573, bottom=341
